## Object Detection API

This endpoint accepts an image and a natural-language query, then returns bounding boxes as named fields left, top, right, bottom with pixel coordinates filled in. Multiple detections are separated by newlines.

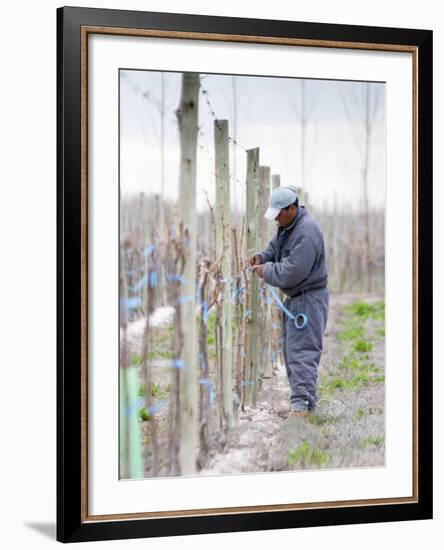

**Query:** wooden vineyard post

left=140, top=241, right=160, bottom=477
left=244, top=148, right=260, bottom=407
left=232, top=223, right=244, bottom=416
left=214, top=119, right=234, bottom=429
left=119, top=242, right=143, bottom=480
left=270, top=174, right=283, bottom=371
left=175, top=72, right=200, bottom=475
left=270, top=175, right=280, bottom=235
left=196, top=259, right=211, bottom=469
left=258, top=166, right=272, bottom=379
left=297, top=186, right=311, bottom=211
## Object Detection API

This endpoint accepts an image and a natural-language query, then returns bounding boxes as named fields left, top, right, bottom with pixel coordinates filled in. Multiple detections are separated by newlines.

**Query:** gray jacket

left=255, top=206, right=328, bottom=296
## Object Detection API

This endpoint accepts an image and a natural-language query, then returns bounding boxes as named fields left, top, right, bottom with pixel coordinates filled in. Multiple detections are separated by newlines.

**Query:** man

left=246, top=186, right=329, bottom=418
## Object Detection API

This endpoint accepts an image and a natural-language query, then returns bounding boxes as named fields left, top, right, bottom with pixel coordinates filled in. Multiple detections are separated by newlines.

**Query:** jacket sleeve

left=263, top=234, right=316, bottom=288
left=255, top=233, right=277, bottom=264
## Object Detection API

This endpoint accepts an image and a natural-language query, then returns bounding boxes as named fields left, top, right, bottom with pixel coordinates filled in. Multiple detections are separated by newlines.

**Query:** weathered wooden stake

left=270, top=175, right=280, bottom=234
left=270, top=174, right=283, bottom=371
left=140, top=244, right=160, bottom=476
left=232, top=224, right=244, bottom=414
left=176, top=72, right=200, bottom=475
left=244, top=148, right=260, bottom=407
left=214, top=119, right=234, bottom=428
left=119, top=243, right=143, bottom=479
left=196, top=260, right=211, bottom=469
left=258, top=166, right=272, bottom=379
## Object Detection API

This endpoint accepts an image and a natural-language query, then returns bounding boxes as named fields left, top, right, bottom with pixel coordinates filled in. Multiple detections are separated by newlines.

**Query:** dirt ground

left=124, top=292, right=385, bottom=477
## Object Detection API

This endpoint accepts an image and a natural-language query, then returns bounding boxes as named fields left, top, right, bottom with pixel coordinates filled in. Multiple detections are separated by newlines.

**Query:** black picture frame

left=57, top=5, right=433, bottom=543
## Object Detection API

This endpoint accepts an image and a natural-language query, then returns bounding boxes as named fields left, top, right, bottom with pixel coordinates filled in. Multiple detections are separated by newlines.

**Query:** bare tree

left=340, top=81, right=383, bottom=292
left=286, top=79, right=318, bottom=193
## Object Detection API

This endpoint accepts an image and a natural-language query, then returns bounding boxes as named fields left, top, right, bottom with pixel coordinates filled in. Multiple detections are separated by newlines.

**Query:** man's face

left=275, top=204, right=297, bottom=227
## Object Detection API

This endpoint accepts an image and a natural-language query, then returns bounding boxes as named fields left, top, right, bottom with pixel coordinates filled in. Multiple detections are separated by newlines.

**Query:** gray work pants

left=282, top=287, right=329, bottom=412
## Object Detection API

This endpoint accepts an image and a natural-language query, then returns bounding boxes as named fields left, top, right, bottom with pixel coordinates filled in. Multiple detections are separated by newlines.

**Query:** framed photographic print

left=57, top=5, right=433, bottom=543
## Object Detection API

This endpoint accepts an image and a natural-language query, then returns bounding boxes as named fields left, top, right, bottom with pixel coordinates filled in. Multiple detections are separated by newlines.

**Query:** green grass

left=133, top=349, right=172, bottom=362
left=138, top=382, right=172, bottom=399
left=337, top=321, right=365, bottom=341
left=321, top=298, right=385, bottom=397
left=353, top=339, right=374, bottom=353
left=355, top=407, right=365, bottom=419
left=343, top=299, right=385, bottom=320
left=307, top=413, right=333, bottom=427
left=151, top=350, right=172, bottom=359
left=132, top=354, right=143, bottom=366
left=196, top=310, right=217, bottom=353
left=320, top=373, right=372, bottom=394
left=206, top=334, right=215, bottom=345
left=338, top=354, right=381, bottom=374
left=288, top=441, right=329, bottom=468
left=196, top=310, right=216, bottom=331
left=361, top=435, right=385, bottom=447
left=321, top=358, right=383, bottom=395
left=138, top=406, right=152, bottom=422
left=338, top=355, right=363, bottom=371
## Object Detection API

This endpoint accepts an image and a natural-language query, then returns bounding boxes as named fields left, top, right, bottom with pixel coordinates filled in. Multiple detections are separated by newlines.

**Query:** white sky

left=120, top=70, right=385, bottom=213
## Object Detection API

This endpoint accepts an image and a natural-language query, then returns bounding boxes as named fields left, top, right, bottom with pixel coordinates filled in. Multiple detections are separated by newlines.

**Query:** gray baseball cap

left=264, top=186, right=298, bottom=220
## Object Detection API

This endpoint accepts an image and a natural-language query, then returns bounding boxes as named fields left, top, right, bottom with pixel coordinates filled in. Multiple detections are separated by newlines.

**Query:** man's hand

left=243, top=254, right=261, bottom=269
left=251, top=263, right=265, bottom=278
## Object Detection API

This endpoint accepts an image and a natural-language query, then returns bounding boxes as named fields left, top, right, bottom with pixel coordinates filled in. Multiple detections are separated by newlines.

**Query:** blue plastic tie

left=149, top=271, right=158, bottom=288
left=148, top=399, right=166, bottom=415
left=121, top=296, right=142, bottom=310
left=177, top=294, right=193, bottom=304
left=166, top=273, right=189, bottom=285
left=210, top=390, right=216, bottom=405
left=125, top=396, right=145, bottom=417
left=143, top=244, right=156, bottom=258
left=171, top=359, right=185, bottom=369
left=202, top=302, right=209, bottom=325
left=266, top=284, right=295, bottom=320
left=230, top=287, right=236, bottom=302
left=131, top=274, right=148, bottom=293
left=198, top=378, right=215, bottom=405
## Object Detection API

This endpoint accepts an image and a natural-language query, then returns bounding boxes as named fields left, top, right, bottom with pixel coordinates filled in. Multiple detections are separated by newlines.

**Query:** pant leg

left=284, top=287, right=329, bottom=412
